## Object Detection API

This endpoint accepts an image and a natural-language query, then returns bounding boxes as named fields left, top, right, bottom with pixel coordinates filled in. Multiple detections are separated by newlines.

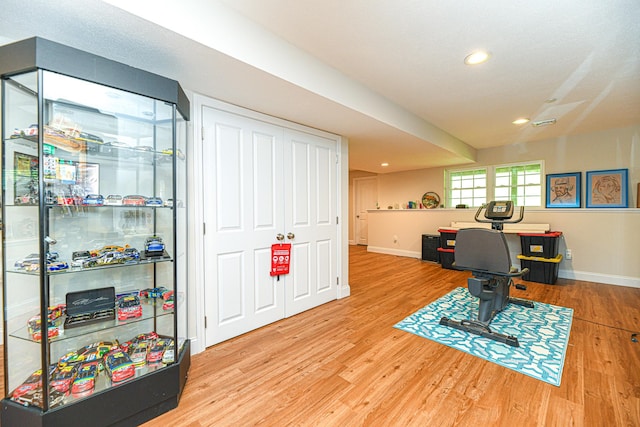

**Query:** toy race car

left=120, top=331, right=159, bottom=353
left=71, top=362, right=99, bottom=395
left=117, top=295, right=142, bottom=321
left=144, top=236, right=165, bottom=257
left=71, top=250, right=92, bottom=268
left=147, top=338, right=172, bottom=364
left=50, top=365, right=77, bottom=394
left=82, top=194, right=104, bottom=206
left=129, top=341, right=151, bottom=367
left=104, top=194, right=123, bottom=206
left=10, top=369, right=44, bottom=399
left=122, top=195, right=146, bottom=206
left=58, top=341, right=120, bottom=368
left=140, top=286, right=170, bottom=300
left=103, top=350, right=135, bottom=383
left=12, top=388, right=65, bottom=409
left=145, top=197, right=163, bottom=206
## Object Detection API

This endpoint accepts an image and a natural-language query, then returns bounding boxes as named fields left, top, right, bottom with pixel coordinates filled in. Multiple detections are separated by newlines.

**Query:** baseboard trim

left=366, top=246, right=639, bottom=289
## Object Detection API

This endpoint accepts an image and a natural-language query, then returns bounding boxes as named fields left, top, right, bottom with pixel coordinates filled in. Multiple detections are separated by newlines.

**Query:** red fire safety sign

left=270, top=244, right=291, bottom=276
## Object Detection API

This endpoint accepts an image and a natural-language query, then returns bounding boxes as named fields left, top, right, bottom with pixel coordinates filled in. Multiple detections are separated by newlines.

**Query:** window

left=494, top=163, right=542, bottom=206
left=446, top=161, right=543, bottom=207
left=446, top=168, right=487, bottom=207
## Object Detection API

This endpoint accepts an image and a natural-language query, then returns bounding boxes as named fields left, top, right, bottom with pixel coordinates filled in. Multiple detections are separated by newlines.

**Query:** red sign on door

left=270, top=244, right=291, bottom=276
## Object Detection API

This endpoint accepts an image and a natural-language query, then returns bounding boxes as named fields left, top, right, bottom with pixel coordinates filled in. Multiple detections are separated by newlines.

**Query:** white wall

left=357, top=124, right=640, bottom=288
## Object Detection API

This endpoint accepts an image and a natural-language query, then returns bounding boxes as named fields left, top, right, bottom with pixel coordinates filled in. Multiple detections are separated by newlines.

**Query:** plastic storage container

left=438, top=228, right=458, bottom=250
left=517, top=254, right=563, bottom=284
left=437, top=247, right=456, bottom=269
left=422, top=234, right=440, bottom=262
left=518, top=231, right=562, bottom=258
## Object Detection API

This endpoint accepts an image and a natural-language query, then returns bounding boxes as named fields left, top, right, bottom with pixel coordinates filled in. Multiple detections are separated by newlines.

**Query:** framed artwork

left=586, top=168, right=628, bottom=208
left=546, top=172, right=581, bottom=208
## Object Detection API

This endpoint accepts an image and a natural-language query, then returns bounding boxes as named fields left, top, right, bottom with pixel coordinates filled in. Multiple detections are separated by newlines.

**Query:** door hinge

left=201, top=127, right=205, bottom=141
left=336, top=216, right=339, bottom=225
left=336, top=154, right=339, bottom=164
left=204, top=316, right=207, bottom=328
left=203, top=223, right=206, bottom=234
left=336, top=277, right=339, bottom=285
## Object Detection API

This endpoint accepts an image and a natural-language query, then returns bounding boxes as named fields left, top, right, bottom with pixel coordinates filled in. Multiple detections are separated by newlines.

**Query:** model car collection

left=10, top=328, right=177, bottom=408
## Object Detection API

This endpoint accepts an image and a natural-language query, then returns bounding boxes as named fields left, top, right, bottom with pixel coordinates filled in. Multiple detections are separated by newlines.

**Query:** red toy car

left=10, top=369, right=44, bottom=399
left=103, top=350, right=135, bottom=383
left=147, top=338, right=172, bottom=364
left=122, top=195, right=146, bottom=206
left=71, top=362, right=99, bottom=395
left=50, top=365, right=77, bottom=394
left=117, top=295, right=142, bottom=321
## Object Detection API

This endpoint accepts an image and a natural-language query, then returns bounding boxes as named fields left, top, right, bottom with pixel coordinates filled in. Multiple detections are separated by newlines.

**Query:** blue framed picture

left=546, top=172, right=581, bottom=208
left=586, top=169, right=628, bottom=208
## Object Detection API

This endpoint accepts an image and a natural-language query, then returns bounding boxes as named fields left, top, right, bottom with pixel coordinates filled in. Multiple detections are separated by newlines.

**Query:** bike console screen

left=484, top=201, right=514, bottom=220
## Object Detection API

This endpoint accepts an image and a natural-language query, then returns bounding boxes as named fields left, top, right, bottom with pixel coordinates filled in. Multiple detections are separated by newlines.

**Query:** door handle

left=287, top=232, right=295, bottom=240
left=276, top=233, right=285, bottom=241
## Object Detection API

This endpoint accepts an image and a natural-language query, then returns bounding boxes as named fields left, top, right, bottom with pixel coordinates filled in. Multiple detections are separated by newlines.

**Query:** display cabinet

left=0, top=37, right=190, bottom=426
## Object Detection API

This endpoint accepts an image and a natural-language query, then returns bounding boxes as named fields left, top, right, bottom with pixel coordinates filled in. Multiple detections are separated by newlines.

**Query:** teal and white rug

left=394, top=287, right=573, bottom=386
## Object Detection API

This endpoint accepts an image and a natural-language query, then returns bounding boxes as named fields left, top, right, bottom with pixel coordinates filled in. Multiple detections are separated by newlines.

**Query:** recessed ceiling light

left=464, top=51, right=490, bottom=65
left=381, top=162, right=389, bottom=167
left=512, top=118, right=530, bottom=125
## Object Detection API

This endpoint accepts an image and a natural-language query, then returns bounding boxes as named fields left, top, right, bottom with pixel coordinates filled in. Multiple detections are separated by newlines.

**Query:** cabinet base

left=1, top=340, right=190, bottom=427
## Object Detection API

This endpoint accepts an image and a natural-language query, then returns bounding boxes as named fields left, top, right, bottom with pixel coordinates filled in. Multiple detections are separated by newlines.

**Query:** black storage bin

left=517, top=254, right=562, bottom=284
left=438, top=228, right=458, bottom=250
left=437, top=247, right=456, bottom=269
left=422, top=234, right=440, bottom=262
left=518, top=231, right=562, bottom=258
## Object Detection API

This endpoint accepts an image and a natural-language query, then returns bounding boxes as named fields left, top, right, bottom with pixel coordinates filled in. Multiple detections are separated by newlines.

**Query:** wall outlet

left=566, top=249, right=572, bottom=260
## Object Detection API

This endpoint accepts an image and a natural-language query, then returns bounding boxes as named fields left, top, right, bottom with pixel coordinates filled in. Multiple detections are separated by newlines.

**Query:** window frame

left=445, top=160, right=544, bottom=208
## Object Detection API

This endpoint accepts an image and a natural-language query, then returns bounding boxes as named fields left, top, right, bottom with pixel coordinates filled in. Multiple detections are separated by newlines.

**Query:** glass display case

left=0, top=37, right=190, bottom=426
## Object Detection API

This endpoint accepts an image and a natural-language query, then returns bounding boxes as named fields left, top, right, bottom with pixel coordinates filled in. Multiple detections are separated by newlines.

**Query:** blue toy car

left=145, top=197, right=163, bottom=206
left=144, top=236, right=165, bottom=257
left=82, top=194, right=104, bottom=206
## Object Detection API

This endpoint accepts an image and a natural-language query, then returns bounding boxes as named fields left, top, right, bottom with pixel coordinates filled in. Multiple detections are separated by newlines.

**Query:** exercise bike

left=439, top=201, right=534, bottom=347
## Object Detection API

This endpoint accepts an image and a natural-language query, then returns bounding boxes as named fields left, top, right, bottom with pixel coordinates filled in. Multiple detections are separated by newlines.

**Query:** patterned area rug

left=394, top=287, right=573, bottom=386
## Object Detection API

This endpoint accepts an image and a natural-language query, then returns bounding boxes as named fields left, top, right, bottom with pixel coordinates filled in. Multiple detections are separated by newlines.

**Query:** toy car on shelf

left=147, top=338, right=172, bottom=364
left=11, top=124, right=38, bottom=139
left=117, top=295, right=142, bottom=321
left=144, top=236, right=165, bottom=257
left=129, top=341, right=151, bottom=367
left=104, top=194, right=123, bottom=206
left=58, top=341, right=120, bottom=368
left=71, top=362, right=99, bottom=395
left=122, top=195, right=146, bottom=206
left=12, top=388, right=65, bottom=409
left=27, top=314, right=60, bottom=342
left=140, top=286, right=170, bottom=300
left=162, top=292, right=175, bottom=311
left=161, top=148, right=185, bottom=160
left=50, top=365, right=77, bottom=394
left=122, top=247, right=140, bottom=263
left=121, top=331, right=159, bottom=353
left=145, top=197, right=163, bottom=206
left=47, top=261, right=69, bottom=272
left=10, top=369, right=45, bottom=399
left=103, top=350, right=135, bottom=382
left=82, top=194, right=104, bottom=206
left=71, top=250, right=92, bottom=268
left=161, top=342, right=175, bottom=365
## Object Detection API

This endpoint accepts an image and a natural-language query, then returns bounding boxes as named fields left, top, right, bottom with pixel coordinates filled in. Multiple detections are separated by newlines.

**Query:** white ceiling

left=1, top=0, right=639, bottom=173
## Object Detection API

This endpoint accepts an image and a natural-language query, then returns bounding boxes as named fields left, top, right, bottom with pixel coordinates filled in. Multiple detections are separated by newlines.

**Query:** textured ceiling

left=1, top=0, right=639, bottom=173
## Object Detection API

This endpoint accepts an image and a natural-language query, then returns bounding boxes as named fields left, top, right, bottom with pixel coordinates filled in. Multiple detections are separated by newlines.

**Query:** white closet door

left=203, top=106, right=286, bottom=345
left=283, top=129, right=337, bottom=317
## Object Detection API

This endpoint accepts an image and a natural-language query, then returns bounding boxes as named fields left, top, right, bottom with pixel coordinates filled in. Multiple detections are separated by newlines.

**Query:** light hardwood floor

left=144, top=245, right=636, bottom=426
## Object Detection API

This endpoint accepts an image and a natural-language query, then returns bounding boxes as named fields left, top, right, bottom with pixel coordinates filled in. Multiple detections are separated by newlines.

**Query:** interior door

left=202, top=107, right=338, bottom=346
left=283, top=129, right=337, bottom=317
left=354, top=177, right=377, bottom=245
left=202, top=106, right=286, bottom=345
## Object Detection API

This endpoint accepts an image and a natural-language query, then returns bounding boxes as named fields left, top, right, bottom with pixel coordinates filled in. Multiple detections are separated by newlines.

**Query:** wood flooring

left=140, top=246, right=640, bottom=426
left=7, top=245, right=640, bottom=426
